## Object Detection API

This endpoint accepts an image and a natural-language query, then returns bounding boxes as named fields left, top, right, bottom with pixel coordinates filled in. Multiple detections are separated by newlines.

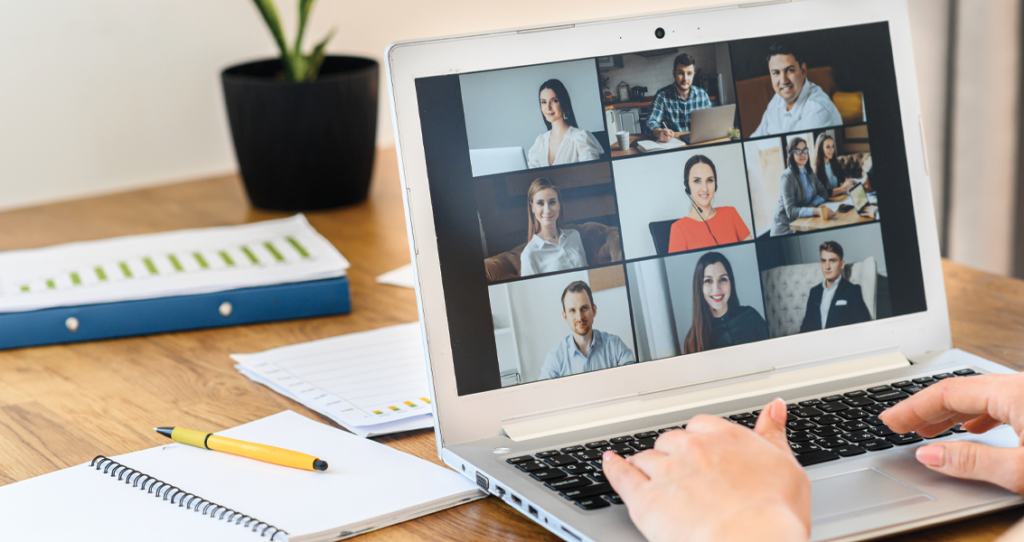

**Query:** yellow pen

left=155, top=426, right=328, bottom=472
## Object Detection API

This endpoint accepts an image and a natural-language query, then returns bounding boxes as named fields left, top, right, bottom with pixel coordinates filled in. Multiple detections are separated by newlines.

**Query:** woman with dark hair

left=770, top=137, right=833, bottom=236
left=519, top=177, right=588, bottom=276
left=527, top=79, right=604, bottom=168
left=668, top=154, right=753, bottom=253
left=813, top=133, right=855, bottom=197
left=683, top=252, right=768, bottom=354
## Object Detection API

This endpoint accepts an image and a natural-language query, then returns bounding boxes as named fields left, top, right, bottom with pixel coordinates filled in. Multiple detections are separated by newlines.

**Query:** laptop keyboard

left=505, top=369, right=978, bottom=511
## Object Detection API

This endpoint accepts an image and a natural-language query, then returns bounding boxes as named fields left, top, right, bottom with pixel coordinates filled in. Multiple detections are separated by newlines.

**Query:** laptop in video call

left=385, top=1, right=1022, bottom=540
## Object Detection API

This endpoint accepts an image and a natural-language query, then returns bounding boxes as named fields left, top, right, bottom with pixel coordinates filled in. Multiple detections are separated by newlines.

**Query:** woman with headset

left=770, top=137, right=833, bottom=236
left=682, top=251, right=768, bottom=354
left=668, top=154, right=752, bottom=253
left=527, top=79, right=604, bottom=168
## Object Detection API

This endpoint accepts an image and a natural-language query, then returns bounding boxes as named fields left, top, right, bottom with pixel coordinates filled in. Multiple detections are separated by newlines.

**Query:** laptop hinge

left=502, top=352, right=909, bottom=442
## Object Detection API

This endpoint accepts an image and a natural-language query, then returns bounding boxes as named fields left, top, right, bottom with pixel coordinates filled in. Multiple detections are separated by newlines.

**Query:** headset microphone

left=686, top=193, right=719, bottom=246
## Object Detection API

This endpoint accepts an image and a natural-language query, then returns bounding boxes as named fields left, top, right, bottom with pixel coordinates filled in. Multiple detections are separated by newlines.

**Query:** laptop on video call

left=385, top=1, right=1022, bottom=540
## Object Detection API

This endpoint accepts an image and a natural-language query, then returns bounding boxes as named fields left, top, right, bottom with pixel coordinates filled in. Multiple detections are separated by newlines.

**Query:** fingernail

left=916, top=445, right=945, bottom=467
left=602, top=451, right=615, bottom=461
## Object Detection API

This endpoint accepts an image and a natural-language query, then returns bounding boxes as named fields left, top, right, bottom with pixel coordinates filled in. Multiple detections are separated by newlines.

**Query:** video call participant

left=814, top=133, right=856, bottom=197
left=527, top=79, right=604, bottom=168
left=750, top=42, right=843, bottom=138
left=647, top=53, right=713, bottom=143
left=519, top=178, right=588, bottom=277
left=538, top=281, right=636, bottom=379
left=799, top=241, right=872, bottom=332
left=771, top=137, right=833, bottom=236
left=668, top=155, right=753, bottom=253
left=682, top=252, right=768, bottom=354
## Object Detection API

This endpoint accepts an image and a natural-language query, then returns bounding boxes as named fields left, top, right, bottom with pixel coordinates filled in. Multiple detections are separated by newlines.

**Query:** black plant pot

left=222, top=56, right=378, bottom=211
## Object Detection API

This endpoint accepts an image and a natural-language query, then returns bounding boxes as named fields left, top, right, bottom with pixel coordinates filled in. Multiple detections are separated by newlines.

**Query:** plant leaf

left=295, top=0, right=316, bottom=56
left=251, top=0, right=298, bottom=80
left=306, top=28, right=336, bottom=81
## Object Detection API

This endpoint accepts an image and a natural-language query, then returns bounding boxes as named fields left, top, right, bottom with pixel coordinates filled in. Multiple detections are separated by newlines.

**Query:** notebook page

left=0, top=461, right=257, bottom=542
left=232, top=323, right=432, bottom=428
left=115, top=411, right=481, bottom=541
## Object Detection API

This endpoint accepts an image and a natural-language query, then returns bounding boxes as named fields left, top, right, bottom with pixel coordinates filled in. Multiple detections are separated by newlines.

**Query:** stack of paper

left=233, top=323, right=434, bottom=437
left=0, top=214, right=348, bottom=313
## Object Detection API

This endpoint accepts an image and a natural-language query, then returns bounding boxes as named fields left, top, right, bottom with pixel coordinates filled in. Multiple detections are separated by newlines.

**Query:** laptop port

left=475, top=472, right=489, bottom=491
left=528, top=505, right=539, bottom=517
left=494, top=485, right=506, bottom=497
left=511, top=494, right=522, bottom=506
left=561, top=526, right=582, bottom=540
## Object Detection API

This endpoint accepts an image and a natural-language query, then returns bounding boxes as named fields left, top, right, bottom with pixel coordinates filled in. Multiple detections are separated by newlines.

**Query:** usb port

left=511, top=494, right=522, bottom=506
left=528, top=505, right=538, bottom=517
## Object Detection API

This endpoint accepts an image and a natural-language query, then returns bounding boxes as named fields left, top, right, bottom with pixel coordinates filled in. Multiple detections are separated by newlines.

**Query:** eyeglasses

left=791, top=148, right=809, bottom=156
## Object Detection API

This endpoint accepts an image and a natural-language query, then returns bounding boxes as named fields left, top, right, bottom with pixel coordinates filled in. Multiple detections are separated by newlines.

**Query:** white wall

left=613, top=143, right=753, bottom=258
left=946, top=0, right=1021, bottom=276
left=460, top=59, right=605, bottom=154
left=504, top=271, right=634, bottom=383
left=1, top=0, right=741, bottom=211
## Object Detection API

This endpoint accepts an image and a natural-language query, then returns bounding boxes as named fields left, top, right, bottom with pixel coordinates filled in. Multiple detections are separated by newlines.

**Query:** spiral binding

left=89, top=455, right=288, bottom=540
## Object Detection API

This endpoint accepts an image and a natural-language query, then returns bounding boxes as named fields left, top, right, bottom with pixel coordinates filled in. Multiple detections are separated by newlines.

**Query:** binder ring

left=87, top=457, right=284, bottom=538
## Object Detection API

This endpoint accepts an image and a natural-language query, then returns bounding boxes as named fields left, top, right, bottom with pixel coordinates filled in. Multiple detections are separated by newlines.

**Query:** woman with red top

left=667, top=155, right=753, bottom=253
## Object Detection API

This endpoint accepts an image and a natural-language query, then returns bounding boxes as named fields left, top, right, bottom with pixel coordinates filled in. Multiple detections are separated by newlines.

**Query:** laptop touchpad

left=811, top=468, right=933, bottom=524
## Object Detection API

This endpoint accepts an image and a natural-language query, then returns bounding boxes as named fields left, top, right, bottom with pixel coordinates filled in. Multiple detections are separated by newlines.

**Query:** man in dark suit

left=799, top=241, right=872, bottom=332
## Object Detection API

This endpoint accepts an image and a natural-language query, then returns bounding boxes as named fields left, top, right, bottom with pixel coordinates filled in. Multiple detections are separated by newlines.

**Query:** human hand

left=655, top=128, right=674, bottom=143
left=603, top=399, right=810, bottom=542
left=841, top=179, right=856, bottom=192
left=880, top=373, right=1024, bottom=493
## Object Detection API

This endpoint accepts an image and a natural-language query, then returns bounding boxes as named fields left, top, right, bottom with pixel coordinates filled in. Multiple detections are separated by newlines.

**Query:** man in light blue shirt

left=538, top=281, right=636, bottom=380
left=750, top=42, right=843, bottom=138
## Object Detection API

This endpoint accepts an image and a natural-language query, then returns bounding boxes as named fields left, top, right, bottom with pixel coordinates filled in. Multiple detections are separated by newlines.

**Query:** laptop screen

left=849, top=183, right=870, bottom=210
left=413, top=22, right=926, bottom=396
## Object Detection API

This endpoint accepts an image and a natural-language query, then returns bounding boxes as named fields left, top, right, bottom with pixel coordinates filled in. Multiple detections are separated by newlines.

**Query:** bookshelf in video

left=415, top=22, right=926, bottom=396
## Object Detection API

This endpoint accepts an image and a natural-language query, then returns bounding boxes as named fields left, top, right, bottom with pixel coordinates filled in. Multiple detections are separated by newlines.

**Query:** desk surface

left=1, top=148, right=1022, bottom=541
left=609, top=132, right=732, bottom=157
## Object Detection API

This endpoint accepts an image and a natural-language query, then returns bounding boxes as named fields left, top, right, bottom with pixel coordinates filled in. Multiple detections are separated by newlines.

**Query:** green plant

left=252, top=0, right=336, bottom=82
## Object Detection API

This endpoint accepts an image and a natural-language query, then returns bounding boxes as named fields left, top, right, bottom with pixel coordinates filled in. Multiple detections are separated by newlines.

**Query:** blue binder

left=0, top=277, right=350, bottom=350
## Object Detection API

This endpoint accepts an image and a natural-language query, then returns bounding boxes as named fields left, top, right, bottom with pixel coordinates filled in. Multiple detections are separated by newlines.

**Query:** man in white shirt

left=538, top=281, right=635, bottom=379
left=799, top=241, right=871, bottom=332
left=750, top=42, right=843, bottom=137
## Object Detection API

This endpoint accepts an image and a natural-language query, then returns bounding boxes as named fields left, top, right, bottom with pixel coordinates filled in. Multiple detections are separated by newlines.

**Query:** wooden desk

left=0, top=148, right=1021, bottom=541
left=610, top=132, right=732, bottom=157
left=788, top=192, right=878, bottom=232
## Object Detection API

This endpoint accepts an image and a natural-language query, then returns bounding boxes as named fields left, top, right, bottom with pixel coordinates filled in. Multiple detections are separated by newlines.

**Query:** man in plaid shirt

left=647, top=53, right=712, bottom=142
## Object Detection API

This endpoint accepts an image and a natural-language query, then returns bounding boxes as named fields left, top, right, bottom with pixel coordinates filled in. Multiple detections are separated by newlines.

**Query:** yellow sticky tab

left=171, top=427, right=211, bottom=449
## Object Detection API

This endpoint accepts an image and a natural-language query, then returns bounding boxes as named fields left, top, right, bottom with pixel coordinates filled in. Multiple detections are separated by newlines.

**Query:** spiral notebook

left=0, top=411, right=482, bottom=542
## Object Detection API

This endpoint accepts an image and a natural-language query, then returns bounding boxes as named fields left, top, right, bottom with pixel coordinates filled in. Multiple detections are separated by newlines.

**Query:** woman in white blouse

left=527, top=79, right=604, bottom=169
left=520, top=177, right=588, bottom=277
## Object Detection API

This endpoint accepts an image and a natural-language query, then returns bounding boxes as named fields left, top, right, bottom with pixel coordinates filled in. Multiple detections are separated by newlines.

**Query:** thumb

left=754, top=398, right=790, bottom=453
left=916, top=441, right=1024, bottom=494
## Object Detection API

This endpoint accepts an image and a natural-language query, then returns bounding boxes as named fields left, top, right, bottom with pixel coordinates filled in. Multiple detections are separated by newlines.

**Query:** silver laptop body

left=689, top=103, right=737, bottom=144
left=385, top=1, right=1023, bottom=540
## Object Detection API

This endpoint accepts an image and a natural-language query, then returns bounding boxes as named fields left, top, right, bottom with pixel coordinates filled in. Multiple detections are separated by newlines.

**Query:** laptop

left=849, top=182, right=873, bottom=212
left=385, top=1, right=1022, bottom=540
left=689, top=103, right=737, bottom=144
left=469, top=147, right=528, bottom=176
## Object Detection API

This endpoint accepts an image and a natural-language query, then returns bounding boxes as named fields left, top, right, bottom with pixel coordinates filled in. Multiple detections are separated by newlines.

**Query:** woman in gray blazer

left=770, top=137, right=834, bottom=236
